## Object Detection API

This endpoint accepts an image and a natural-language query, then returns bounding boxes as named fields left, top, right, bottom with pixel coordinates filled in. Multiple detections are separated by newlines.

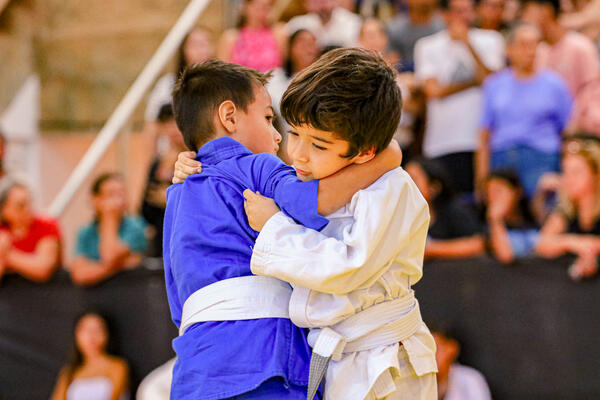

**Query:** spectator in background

left=537, top=134, right=600, bottom=280
left=0, top=178, right=61, bottom=283
left=218, top=0, right=286, bottom=72
left=433, top=329, right=492, bottom=400
left=358, top=18, right=400, bottom=67
left=406, top=158, right=486, bottom=259
left=484, top=169, right=539, bottom=263
left=70, top=173, right=147, bottom=286
left=476, top=0, right=509, bottom=33
left=388, top=0, right=445, bottom=71
left=51, top=312, right=129, bottom=400
left=286, top=0, right=362, bottom=48
left=141, top=105, right=185, bottom=258
left=268, top=29, right=320, bottom=117
left=145, top=27, right=214, bottom=125
left=522, top=0, right=600, bottom=97
left=414, top=0, right=505, bottom=195
left=560, top=0, right=600, bottom=47
left=475, top=24, right=572, bottom=198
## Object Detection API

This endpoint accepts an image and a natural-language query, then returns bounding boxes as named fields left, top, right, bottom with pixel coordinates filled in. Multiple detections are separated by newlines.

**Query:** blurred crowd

left=2, top=0, right=600, bottom=397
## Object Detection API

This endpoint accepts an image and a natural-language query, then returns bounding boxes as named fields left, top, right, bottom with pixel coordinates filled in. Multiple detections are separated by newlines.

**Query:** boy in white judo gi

left=175, top=48, right=437, bottom=399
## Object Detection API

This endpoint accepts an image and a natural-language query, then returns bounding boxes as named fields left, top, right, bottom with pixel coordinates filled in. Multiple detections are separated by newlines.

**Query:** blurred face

left=521, top=3, right=554, bottom=30
left=486, top=177, right=519, bottom=208
left=244, top=0, right=273, bottom=26
left=93, top=178, right=128, bottom=214
left=1, top=186, right=33, bottom=227
left=75, top=314, right=108, bottom=358
left=479, top=0, right=505, bottom=26
left=234, top=86, right=281, bottom=154
left=406, top=163, right=434, bottom=203
left=509, top=26, right=540, bottom=71
left=287, top=125, right=370, bottom=182
left=290, top=31, right=319, bottom=73
left=359, top=19, right=389, bottom=54
left=561, top=153, right=597, bottom=201
left=447, top=0, right=476, bottom=24
left=184, top=28, right=214, bottom=66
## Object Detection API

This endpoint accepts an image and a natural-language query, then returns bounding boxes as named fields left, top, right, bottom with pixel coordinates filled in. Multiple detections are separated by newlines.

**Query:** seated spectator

left=560, top=0, right=600, bottom=46
left=522, top=0, right=600, bottom=98
left=358, top=18, right=400, bottom=67
left=145, top=27, right=214, bottom=126
left=433, top=329, right=492, bottom=400
left=536, top=134, right=600, bottom=280
left=476, top=24, right=572, bottom=199
left=141, top=105, right=185, bottom=257
left=70, top=173, right=147, bottom=286
left=387, top=0, right=445, bottom=71
left=484, top=169, right=539, bottom=263
left=406, top=158, right=486, bottom=259
left=414, top=0, right=505, bottom=195
left=218, top=0, right=286, bottom=72
left=0, top=178, right=61, bottom=283
left=286, top=0, right=362, bottom=48
left=51, top=312, right=129, bottom=400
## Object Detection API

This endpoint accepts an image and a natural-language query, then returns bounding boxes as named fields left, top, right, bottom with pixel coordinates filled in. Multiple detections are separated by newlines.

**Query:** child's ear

left=351, top=147, right=376, bottom=164
left=217, top=100, right=238, bottom=134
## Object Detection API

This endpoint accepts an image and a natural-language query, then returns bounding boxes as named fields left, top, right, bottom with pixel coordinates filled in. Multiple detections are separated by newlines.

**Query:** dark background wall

left=0, top=257, right=598, bottom=399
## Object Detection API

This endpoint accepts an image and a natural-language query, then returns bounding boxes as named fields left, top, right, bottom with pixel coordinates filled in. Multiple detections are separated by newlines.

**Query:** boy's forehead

left=252, top=84, right=272, bottom=107
left=290, top=124, right=348, bottom=143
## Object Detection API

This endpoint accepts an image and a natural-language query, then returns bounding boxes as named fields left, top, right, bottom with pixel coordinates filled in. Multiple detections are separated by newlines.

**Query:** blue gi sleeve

left=250, top=154, right=329, bottom=231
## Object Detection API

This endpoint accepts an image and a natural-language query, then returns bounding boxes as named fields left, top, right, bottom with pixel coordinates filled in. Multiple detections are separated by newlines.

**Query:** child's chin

left=296, top=174, right=315, bottom=182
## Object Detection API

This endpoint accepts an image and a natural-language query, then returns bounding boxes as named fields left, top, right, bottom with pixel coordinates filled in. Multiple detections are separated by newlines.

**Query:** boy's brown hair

left=172, top=60, right=269, bottom=151
left=281, top=48, right=402, bottom=158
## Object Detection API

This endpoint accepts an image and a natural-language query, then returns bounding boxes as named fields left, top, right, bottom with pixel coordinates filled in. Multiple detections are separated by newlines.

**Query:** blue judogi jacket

left=163, top=137, right=329, bottom=399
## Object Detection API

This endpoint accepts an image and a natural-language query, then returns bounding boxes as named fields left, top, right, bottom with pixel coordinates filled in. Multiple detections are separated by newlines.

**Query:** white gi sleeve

left=250, top=169, right=430, bottom=295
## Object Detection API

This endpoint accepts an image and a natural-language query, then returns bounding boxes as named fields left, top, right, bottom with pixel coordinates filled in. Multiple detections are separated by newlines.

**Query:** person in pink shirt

left=522, top=0, right=600, bottom=97
left=218, top=0, right=285, bottom=72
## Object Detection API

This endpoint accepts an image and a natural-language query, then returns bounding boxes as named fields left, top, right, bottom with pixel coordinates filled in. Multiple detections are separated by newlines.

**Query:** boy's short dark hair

left=281, top=48, right=402, bottom=158
left=522, top=0, right=560, bottom=16
left=172, top=60, right=269, bottom=151
left=92, top=172, right=123, bottom=196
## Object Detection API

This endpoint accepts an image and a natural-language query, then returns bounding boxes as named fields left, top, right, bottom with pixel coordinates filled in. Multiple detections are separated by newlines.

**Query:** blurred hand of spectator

left=70, top=173, right=147, bottom=286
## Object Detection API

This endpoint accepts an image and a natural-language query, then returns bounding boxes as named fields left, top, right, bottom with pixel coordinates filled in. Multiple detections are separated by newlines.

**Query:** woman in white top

left=51, top=312, right=129, bottom=400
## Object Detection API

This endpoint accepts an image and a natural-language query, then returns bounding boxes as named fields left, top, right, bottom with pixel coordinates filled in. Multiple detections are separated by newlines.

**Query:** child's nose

left=274, top=129, right=282, bottom=144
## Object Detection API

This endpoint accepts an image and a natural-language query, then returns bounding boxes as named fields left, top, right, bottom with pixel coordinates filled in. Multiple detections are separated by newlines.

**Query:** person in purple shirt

left=475, top=24, right=573, bottom=198
left=164, top=60, right=401, bottom=399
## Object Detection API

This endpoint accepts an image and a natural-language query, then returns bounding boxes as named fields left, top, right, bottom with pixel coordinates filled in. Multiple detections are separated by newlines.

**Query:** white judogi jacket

left=251, top=167, right=438, bottom=400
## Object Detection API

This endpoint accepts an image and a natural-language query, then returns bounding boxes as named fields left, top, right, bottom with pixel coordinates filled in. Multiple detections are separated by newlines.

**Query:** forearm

left=99, top=219, right=130, bottom=264
left=424, top=78, right=478, bottom=99
left=317, top=146, right=401, bottom=215
left=475, top=131, right=490, bottom=182
left=6, top=250, right=58, bottom=282
left=488, top=219, right=515, bottom=263
left=467, top=42, right=493, bottom=76
left=70, top=258, right=119, bottom=286
left=425, top=236, right=485, bottom=259
left=537, top=234, right=600, bottom=258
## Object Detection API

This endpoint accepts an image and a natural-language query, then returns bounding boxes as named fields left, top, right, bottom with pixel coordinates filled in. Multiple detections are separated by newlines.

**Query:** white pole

left=48, top=0, right=211, bottom=217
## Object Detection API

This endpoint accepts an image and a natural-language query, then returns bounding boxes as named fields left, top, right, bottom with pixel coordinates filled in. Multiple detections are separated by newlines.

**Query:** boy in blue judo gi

left=163, top=60, right=402, bottom=399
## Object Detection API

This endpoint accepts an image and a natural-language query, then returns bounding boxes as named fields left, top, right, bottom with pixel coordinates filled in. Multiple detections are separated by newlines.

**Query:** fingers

left=172, top=170, right=189, bottom=184
left=178, top=152, right=202, bottom=170
left=243, top=189, right=256, bottom=201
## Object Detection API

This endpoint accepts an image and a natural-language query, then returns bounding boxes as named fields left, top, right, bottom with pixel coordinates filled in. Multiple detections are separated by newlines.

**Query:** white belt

left=179, top=276, right=292, bottom=335
left=306, top=291, right=423, bottom=400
